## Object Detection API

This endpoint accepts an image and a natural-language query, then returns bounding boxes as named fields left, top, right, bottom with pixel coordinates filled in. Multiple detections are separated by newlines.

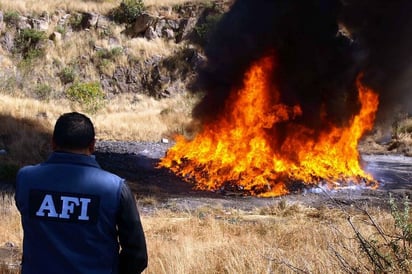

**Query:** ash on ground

left=94, top=141, right=412, bottom=212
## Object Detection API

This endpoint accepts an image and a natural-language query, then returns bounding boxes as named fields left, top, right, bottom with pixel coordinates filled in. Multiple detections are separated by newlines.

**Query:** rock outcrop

left=0, top=1, right=230, bottom=99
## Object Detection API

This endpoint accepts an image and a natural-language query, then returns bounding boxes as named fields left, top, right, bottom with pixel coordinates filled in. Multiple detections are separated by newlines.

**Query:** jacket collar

left=45, top=151, right=101, bottom=169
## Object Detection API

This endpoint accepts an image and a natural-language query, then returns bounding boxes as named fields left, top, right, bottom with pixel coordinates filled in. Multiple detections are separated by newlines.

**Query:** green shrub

left=55, top=25, right=67, bottom=36
left=94, top=47, right=123, bottom=72
left=195, top=13, right=222, bottom=45
left=34, top=83, right=53, bottom=100
left=111, top=0, right=145, bottom=24
left=98, top=25, right=114, bottom=38
left=13, top=28, right=47, bottom=61
left=389, top=194, right=412, bottom=243
left=3, top=10, right=20, bottom=26
left=58, top=66, right=76, bottom=84
left=0, top=76, right=18, bottom=94
left=69, top=13, right=85, bottom=31
left=66, top=81, right=105, bottom=113
left=345, top=194, right=412, bottom=273
left=96, top=47, right=123, bottom=60
left=397, top=118, right=412, bottom=134
left=391, top=115, right=412, bottom=140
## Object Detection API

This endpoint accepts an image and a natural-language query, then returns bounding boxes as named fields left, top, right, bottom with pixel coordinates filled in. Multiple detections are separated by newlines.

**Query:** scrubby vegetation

left=111, top=0, right=145, bottom=24
left=1, top=192, right=412, bottom=273
left=0, top=91, right=198, bottom=182
left=13, top=29, right=47, bottom=64
left=65, top=81, right=106, bottom=113
left=0, top=0, right=216, bottom=179
left=0, top=0, right=411, bottom=273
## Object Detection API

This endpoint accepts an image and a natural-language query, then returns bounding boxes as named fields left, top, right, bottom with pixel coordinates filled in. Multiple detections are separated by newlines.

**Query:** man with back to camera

left=15, top=112, right=148, bottom=274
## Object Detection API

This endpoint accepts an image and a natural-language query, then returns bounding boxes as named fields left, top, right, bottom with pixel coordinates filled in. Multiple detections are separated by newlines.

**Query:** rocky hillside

left=0, top=0, right=410, bottom=157
left=0, top=0, right=230, bottom=100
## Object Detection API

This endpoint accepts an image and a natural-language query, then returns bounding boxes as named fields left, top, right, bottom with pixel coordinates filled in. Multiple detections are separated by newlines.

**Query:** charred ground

left=94, top=140, right=412, bottom=211
left=1, top=139, right=409, bottom=210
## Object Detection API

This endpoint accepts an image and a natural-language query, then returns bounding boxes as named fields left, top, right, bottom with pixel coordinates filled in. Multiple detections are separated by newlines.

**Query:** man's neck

left=52, top=139, right=95, bottom=156
left=55, top=148, right=92, bottom=156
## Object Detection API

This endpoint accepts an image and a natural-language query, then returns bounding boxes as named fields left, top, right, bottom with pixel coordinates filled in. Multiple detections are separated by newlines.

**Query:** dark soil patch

left=94, top=141, right=412, bottom=211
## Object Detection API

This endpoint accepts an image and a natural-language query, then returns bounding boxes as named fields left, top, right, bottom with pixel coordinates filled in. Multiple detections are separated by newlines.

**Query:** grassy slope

left=0, top=0, right=206, bottom=170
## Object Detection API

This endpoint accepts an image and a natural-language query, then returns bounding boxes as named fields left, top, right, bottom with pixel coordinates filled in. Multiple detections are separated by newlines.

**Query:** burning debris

left=159, top=0, right=411, bottom=197
left=160, top=56, right=378, bottom=197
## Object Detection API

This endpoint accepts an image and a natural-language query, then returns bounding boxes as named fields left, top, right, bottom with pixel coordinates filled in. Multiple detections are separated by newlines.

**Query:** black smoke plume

left=341, top=0, right=412, bottom=123
left=192, top=0, right=412, bottom=131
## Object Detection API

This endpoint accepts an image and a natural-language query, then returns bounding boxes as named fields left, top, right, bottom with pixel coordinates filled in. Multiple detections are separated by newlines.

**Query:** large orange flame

left=159, top=56, right=379, bottom=197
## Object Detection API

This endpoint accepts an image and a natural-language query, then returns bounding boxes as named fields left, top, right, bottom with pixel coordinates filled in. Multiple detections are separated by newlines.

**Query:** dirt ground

left=94, top=140, right=412, bottom=212
left=1, top=139, right=409, bottom=210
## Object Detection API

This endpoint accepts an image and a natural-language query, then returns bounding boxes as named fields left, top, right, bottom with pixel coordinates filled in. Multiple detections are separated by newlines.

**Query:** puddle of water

left=361, top=154, right=412, bottom=190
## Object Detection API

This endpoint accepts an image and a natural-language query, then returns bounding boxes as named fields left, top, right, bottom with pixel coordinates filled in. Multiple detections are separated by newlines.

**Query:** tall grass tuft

left=0, top=194, right=22, bottom=273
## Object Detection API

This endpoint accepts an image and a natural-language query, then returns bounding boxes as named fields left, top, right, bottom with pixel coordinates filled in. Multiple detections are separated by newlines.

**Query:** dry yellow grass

left=0, top=95, right=59, bottom=165
left=0, top=91, right=197, bottom=140
left=123, top=202, right=407, bottom=273
left=46, top=24, right=181, bottom=68
left=0, top=91, right=197, bottom=168
left=0, top=0, right=211, bottom=14
left=0, top=195, right=21, bottom=272
left=0, top=194, right=404, bottom=274
left=48, top=32, right=98, bottom=71
left=125, top=37, right=182, bottom=60
left=144, top=0, right=211, bottom=7
left=397, top=118, right=412, bottom=142
left=0, top=47, right=13, bottom=69
left=0, top=195, right=21, bottom=247
left=95, top=92, right=198, bottom=140
left=398, top=132, right=412, bottom=145
left=0, top=0, right=120, bottom=14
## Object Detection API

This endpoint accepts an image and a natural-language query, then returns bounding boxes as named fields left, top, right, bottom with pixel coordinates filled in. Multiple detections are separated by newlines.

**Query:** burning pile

left=160, top=55, right=379, bottom=197
left=159, top=0, right=411, bottom=197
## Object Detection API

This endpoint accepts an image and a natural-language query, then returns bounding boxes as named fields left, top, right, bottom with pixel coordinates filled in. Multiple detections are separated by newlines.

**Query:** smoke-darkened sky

left=192, top=0, right=412, bottom=128
left=341, top=0, right=412, bottom=122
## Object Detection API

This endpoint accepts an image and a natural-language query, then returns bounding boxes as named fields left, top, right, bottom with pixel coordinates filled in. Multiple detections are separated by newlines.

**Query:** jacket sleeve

left=117, top=182, right=148, bottom=274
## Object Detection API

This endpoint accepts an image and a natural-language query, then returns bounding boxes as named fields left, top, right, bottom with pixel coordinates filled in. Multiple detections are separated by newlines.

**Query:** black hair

left=53, top=112, right=95, bottom=150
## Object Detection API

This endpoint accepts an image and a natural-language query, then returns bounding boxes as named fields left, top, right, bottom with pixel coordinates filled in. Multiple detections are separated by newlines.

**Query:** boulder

left=58, top=13, right=71, bottom=26
left=166, top=19, right=180, bottom=30
left=17, top=16, right=31, bottom=30
left=176, top=17, right=198, bottom=42
left=49, top=32, right=62, bottom=44
left=154, top=18, right=166, bottom=37
left=144, top=26, right=158, bottom=40
left=1, top=32, right=14, bottom=52
left=96, top=15, right=111, bottom=31
left=124, top=13, right=157, bottom=37
left=31, top=18, right=49, bottom=31
left=0, top=11, right=4, bottom=31
left=163, top=28, right=175, bottom=40
left=84, top=12, right=99, bottom=28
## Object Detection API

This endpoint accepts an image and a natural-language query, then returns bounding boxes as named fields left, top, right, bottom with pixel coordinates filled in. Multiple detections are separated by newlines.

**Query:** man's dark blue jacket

left=15, top=152, right=148, bottom=274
